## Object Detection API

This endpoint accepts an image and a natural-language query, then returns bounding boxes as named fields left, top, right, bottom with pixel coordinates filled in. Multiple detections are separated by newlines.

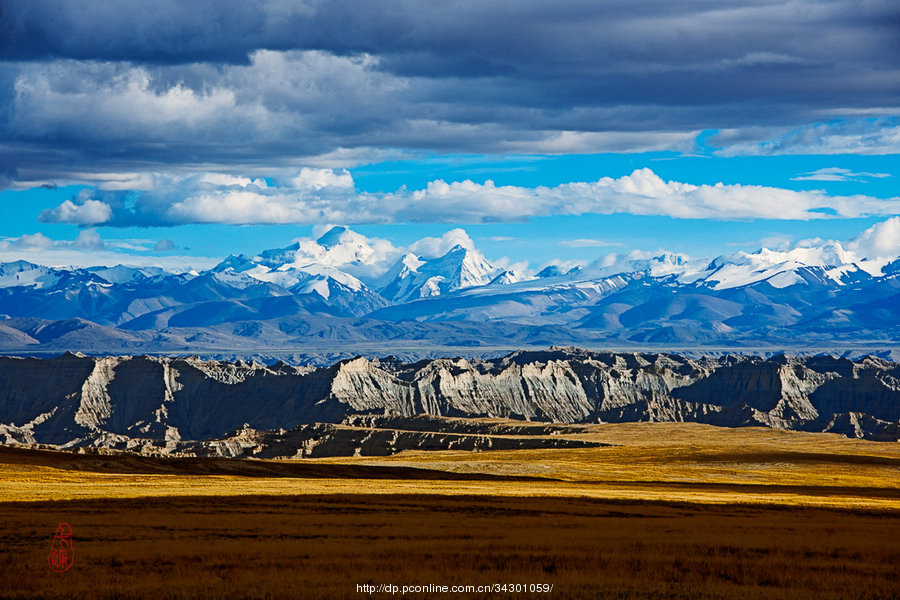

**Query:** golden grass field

left=0, top=422, right=898, bottom=598
left=2, top=422, right=898, bottom=509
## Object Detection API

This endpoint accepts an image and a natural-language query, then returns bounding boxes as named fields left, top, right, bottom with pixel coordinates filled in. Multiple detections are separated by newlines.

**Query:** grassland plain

left=0, top=422, right=898, bottom=599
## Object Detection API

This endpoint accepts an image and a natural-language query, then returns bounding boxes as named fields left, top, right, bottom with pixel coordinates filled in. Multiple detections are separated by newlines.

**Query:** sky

left=0, top=0, right=899, bottom=274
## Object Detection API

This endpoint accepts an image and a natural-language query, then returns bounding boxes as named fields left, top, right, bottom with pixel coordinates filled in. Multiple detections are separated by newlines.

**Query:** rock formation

left=0, top=348, right=897, bottom=457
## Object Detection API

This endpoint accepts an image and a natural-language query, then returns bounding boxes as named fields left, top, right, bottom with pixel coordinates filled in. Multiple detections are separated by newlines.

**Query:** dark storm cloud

left=1, top=0, right=899, bottom=183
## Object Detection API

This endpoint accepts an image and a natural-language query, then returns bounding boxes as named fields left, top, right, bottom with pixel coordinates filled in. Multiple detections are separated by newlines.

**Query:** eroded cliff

left=0, top=349, right=897, bottom=457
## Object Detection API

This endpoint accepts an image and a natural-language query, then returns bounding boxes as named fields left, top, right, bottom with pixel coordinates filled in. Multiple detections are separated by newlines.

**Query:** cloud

left=791, top=167, right=893, bottom=182
left=38, top=168, right=900, bottom=227
left=559, top=239, right=623, bottom=248
left=716, top=118, right=900, bottom=156
left=72, top=229, right=105, bottom=251
left=1, top=1, right=899, bottom=181
left=538, top=259, right=583, bottom=273
left=293, top=168, right=354, bottom=190
left=409, top=229, right=476, bottom=259
left=153, top=239, right=177, bottom=252
left=847, top=217, right=900, bottom=259
left=3, top=219, right=899, bottom=283
left=3, top=229, right=104, bottom=253
left=0, top=231, right=217, bottom=270
left=498, top=130, right=699, bottom=155
left=38, top=194, right=112, bottom=225
left=726, top=234, right=794, bottom=250
left=10, top=232, right=54, bottom=250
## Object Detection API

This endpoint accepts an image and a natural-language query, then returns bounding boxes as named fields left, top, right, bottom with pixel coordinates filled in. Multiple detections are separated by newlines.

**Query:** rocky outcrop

left=0, top=349, right=898, bottom=455
left=183, top=422, right=605, bottom=459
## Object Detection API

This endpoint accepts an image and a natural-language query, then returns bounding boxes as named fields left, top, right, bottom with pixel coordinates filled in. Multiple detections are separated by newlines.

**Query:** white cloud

left=581, top=249, right=700, bottom=279
left=499, top=130, right=699, bottom=155
left=409, top=229, right=476, bottom=258
left=69, top=172, right=160, bottom=191
left=847, top=217, right=900, bottom=259
left=726, top=234, right=794, bottom=250
left=791, top=167, right=892, bottom=182
left=72, top=229, right=105, bottom=251
left=3, top=218, right=898, bottom=283
left=0, top=230, right=216, bottom=271
left=169, top=190, right=299, bottom=224
left=292, top=168, right=354, bottom=190
left=37, top=167, right=900, bottom=228
left=538, top=258, right=583, bottom=273
left=11, top=232, right=54, bottom=250
left=197, top=173, right=266, bottom=189
left=38, top=197, right=112, bottom=225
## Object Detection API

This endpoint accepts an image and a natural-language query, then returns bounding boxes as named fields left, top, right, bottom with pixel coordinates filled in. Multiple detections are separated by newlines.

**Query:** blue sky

left=0, top=1, right=898, bottom=273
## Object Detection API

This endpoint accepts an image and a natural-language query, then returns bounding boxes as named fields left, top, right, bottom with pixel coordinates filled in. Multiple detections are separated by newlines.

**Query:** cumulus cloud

left=409, top=229, right=476, bottom=259
left=38, top=194, right=112, bottom=225
left=11, top=232, right=54, bottom=250
left=3, top=229, right=104, bottom=254
left=72, top=229, right=106, bottom=251
left=293, top=168, right=354, bottom=190
left=38, top=168, right=900, bottom=228
left=847, top=217, right=900, bottom=259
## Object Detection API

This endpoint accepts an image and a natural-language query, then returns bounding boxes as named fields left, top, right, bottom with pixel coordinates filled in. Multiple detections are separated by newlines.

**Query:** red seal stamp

left=48, top=523, right=74, bottom=572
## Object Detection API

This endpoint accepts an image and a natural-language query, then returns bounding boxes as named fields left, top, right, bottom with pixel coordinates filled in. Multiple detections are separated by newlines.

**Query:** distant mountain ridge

left=1, top=226, right=899, bottom=353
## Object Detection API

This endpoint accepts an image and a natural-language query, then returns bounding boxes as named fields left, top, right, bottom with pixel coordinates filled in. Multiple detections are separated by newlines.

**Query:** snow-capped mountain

left=86, top=265, right=168, bottom=285
left=0, top=260, right=67, bottom=289
left=696, top=242, right=884, bottom=290
left=378, top=244, right=504, bottom=303
left=252, top=226, right=402, bottom=280
left=208, top=253, right=386, bottom=317
left=489, top=269, right=532, bottom=286
left=1, top=226, right=899, bottom=352
left=370, top=240, right=900, bottom=345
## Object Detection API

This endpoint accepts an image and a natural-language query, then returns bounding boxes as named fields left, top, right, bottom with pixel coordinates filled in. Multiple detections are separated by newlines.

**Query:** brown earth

left=1, top=494, right=898, bottom=600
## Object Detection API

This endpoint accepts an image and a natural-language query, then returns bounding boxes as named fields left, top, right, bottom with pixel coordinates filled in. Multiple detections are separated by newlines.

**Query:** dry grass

left=0, top=494, right=898, bottom=599
left=1, top=423, right=899, bottom=510
left=1, top=422, right=898, bottom=598
left=321, top=422, right=900, bottom=509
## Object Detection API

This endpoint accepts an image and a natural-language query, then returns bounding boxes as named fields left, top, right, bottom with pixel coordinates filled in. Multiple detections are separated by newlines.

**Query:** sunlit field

left=1, top=423, right=898, bottom=599
left=2, top=422, right=898, bottom=509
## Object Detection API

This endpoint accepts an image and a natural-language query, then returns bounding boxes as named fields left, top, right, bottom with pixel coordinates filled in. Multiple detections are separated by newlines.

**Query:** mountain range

left=1, top=226, right=899, bottom=356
